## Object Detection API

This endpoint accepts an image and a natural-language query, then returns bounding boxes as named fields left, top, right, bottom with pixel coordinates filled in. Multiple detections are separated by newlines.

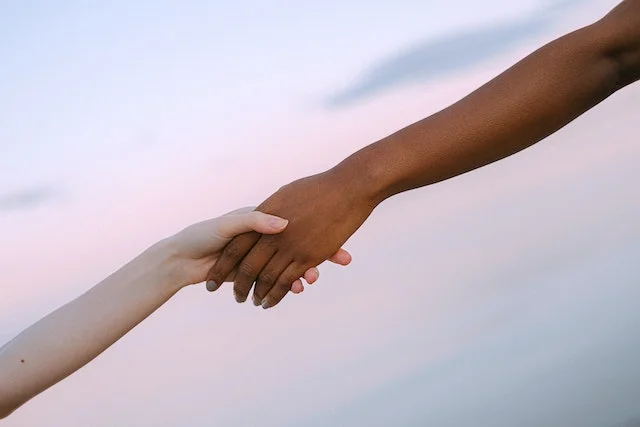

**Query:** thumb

left=214, top=211, right=289, bottom=239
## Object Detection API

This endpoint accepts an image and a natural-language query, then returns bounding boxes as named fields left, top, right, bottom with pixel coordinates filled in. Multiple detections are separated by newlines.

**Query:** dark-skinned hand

left=205, top=169, right=376, bottom=308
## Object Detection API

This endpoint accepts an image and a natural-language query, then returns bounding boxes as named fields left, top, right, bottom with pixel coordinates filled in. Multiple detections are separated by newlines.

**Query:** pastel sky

left=1, top=0, right=640, bottom=426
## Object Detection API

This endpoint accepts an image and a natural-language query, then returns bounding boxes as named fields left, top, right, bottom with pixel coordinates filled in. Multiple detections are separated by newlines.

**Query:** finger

left=261, top=263, right=302, bottom=309
left=222, top=206, right=256, bottom=216
left=329, top=248, right=352, bottom=266
left=206, top=232, right=260, bottom=292
left=233, top=236, right=278, bottom=303
left=213, top=211, right=288, bottom=240
left=303, top=267, right=320, bottom=285
left=290, top=279, right=304, bottom=294
left=251, top=253, right=292, bottom=306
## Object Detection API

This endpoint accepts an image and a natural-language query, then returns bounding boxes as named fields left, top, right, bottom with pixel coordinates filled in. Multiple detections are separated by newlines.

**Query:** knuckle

left=237, top=262, right=254, bottom=279
left=258, top=271, right=275, bottom=285
left=261, top=235, right=278, bottom=248
left=224, top=241, right=244, bottom=259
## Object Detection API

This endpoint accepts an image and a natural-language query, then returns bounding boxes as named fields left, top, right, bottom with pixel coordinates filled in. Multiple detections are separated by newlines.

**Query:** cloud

left=325, top=0, right=584, bottom=108
left=0, top=187, right=58, bottom=212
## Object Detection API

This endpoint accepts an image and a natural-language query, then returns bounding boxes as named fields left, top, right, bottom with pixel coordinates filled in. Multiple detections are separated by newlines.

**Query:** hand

left=166, top=207, right=352, bottom=293
left=205, top=169, right=376, bottom=308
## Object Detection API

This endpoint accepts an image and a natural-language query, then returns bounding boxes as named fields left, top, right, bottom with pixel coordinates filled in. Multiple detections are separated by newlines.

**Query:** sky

left=1, top=0, right=639, bottom=426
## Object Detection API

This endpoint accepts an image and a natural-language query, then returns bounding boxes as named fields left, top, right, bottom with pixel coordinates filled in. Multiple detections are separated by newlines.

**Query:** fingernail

left=268, top=217, right=288, bottom=229
left=206, top=280, right=219, bottom=292
left=252, top=295, right=261, bottom=306
left=234, top=291, right=246, bottom=303
left=261, top=298, right=272, bottom=309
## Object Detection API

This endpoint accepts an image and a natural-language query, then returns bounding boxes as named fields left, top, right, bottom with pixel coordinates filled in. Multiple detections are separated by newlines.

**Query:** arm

left=0, top=209, right=349, bottom=418
left=0, top=239, right=185, bottom=419
left=206, top=0, right=640, bottom=308
left=338, top=0, right=640, bottom=204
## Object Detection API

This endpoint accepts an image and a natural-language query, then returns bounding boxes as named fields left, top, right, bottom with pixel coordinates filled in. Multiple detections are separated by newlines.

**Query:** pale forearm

left=0, top=239, right=182, bottom=417
left=0, top=208, right=297, bottom=418
left=333, top=1, right=640, bottom=204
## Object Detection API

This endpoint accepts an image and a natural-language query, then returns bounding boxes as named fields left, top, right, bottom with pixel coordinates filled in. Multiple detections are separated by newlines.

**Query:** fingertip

left=252, top=293, right=262, bottom=306
left=304, top=267, right=320, bottom=284
left=291, top=279, right=304, bottom=294
left=206, top=280, right=221, bottom=292
left=262, top=265, right=299, bottom=309
left=330, top=248, right=352, bottom=266
left=252, top=212, right=288, bottom=234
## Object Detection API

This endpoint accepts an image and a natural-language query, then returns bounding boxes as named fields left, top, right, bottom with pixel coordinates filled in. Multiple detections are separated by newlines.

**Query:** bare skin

left=0, top=208, right=351, bottom=419
left=206, top=0, right=640, bottom=308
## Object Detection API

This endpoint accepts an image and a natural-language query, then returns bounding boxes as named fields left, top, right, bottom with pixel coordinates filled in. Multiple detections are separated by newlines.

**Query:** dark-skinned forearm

left=331, top=1, right=640, bottom=206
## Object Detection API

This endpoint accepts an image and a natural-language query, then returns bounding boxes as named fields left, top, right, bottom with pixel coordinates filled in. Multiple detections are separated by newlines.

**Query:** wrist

left=142, top=237, right=189, bottom=292
left=328, top=144, right=395, bottom=207
left=322, top=164, right=377, bottom=210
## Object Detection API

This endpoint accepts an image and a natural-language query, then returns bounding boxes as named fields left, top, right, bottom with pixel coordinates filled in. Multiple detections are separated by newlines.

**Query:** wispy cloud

left=325, top=0, right=584, bottom=108
left=0, top=187, right=58, bottom=212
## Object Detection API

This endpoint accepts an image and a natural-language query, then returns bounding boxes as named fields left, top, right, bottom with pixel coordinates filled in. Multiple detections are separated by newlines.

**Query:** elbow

left=604, top=30, right=640, bottom=90
left=615, top=52, right=640, bottom=89
left=591, top=9, right=640, bottom=90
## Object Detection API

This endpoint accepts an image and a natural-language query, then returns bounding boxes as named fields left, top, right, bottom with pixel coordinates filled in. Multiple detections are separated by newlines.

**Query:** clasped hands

left=204, top=168, right=377, bottom=309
